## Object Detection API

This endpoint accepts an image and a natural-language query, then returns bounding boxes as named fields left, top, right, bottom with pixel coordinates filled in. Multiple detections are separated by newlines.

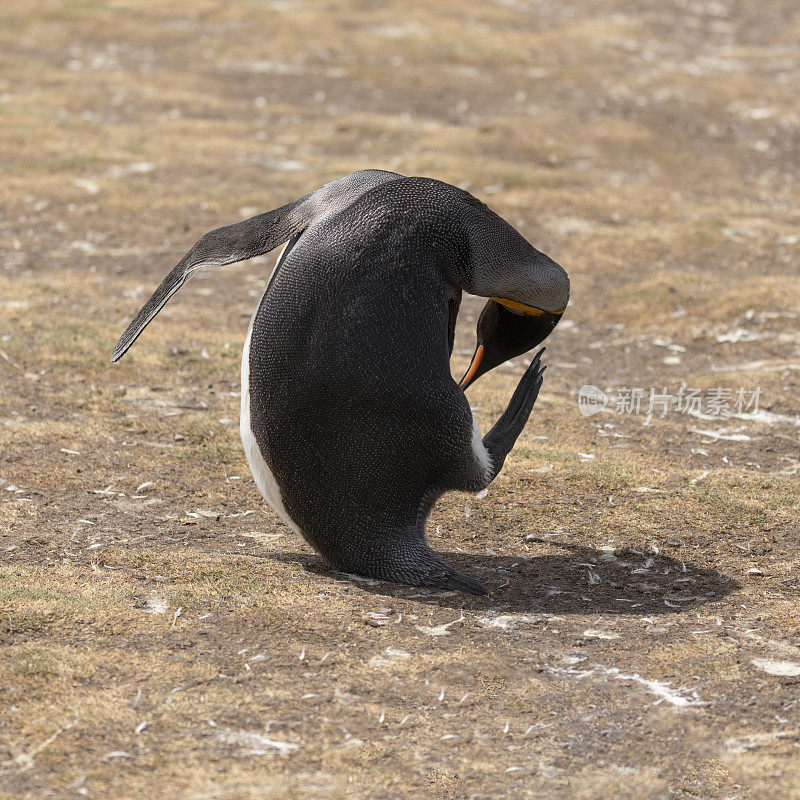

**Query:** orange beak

left=458, top=344, right=484, bottom=390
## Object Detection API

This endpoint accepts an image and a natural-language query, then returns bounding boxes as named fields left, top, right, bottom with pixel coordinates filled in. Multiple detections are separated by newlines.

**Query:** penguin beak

left=459, top=344, right=485, bottom=389
left=459, top=298, right=564, bottom=390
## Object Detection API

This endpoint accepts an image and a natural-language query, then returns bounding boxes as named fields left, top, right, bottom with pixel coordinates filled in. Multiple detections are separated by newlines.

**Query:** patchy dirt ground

left=1, top=1, right=799, bottom=798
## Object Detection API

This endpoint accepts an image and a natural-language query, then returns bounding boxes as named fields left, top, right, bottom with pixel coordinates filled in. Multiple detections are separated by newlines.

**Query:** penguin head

left=459, top=297, right=564, bottom=389
left=459, top=232, right=569, bottom=390
left=455, top=193, right=569, bottom=390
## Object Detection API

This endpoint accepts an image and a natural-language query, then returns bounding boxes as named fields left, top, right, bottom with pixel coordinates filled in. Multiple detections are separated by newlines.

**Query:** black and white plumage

left=112, top=170, right=569, bottom=594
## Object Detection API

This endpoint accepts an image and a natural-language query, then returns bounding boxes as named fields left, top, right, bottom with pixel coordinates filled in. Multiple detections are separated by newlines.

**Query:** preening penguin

left=112, top=170, right=569, bottom=595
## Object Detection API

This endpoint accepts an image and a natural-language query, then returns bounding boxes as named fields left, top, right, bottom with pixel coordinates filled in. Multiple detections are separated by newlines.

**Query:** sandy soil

left=1, top=1, right=799, bottom=798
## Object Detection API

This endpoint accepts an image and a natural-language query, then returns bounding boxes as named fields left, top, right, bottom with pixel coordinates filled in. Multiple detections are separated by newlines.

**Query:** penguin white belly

left=471, top=415, right=492, bottom=483
left=239, top=243, right=304, bottom=539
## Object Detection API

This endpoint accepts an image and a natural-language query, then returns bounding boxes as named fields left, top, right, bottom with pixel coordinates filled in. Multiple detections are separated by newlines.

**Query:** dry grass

left=1, top=1, right=799, bottom=798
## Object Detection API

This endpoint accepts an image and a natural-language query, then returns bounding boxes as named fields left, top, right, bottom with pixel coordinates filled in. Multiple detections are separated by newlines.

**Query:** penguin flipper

left=111, top=169, right=404, bottom=362
left=110, top=198, right=311, bottom=361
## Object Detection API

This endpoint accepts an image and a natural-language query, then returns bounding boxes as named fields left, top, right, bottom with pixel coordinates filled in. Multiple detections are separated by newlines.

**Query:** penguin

left=112, top=170, right=569, bottom=595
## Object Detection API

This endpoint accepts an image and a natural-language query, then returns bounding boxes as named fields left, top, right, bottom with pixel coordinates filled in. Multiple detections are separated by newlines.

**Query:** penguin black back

left=249, top=179, right=479, bottom=589
left=113, top=171, right=569, bottom=594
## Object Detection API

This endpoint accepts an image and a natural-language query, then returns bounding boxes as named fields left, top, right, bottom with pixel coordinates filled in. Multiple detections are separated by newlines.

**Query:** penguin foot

left=493, top=346, right=546, bottom=431
left=482, top=347, right=547, bottom=481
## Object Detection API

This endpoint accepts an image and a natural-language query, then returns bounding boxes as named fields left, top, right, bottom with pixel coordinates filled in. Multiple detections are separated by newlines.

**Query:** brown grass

left=1, top=1, right=799, bottom=798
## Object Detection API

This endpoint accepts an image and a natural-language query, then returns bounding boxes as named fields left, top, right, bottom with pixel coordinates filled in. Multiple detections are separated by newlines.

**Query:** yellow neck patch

left=490, top=296, right=565, bottom=317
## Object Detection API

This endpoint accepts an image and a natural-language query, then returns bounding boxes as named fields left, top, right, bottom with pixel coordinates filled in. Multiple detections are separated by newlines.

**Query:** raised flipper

left=482, top=347, right=546, bottom=482
left=111, top=199, right=307, bottom=361
left=111, top=169, right=402, bottom=362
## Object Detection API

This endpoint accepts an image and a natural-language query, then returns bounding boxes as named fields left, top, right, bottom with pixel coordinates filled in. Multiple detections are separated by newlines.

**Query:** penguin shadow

left=271, top=539, right=740, bottom=614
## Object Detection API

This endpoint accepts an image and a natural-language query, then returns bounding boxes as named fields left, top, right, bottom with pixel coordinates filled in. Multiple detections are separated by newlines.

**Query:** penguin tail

left=403, top=547, right=487, bottom=596
left=433, top=566, right=487, bottom=596
left=325, top=534, right=487, bottom=596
